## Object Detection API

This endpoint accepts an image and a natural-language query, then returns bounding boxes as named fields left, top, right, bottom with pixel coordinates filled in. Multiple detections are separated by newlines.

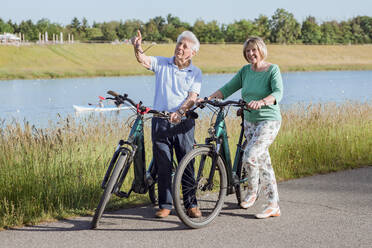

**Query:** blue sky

left=2, top=0, right=372, bottom=25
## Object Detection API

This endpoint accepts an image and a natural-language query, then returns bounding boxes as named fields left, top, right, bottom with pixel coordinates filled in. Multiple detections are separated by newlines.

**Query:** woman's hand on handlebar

left=246, top=100, right=265, bottom=110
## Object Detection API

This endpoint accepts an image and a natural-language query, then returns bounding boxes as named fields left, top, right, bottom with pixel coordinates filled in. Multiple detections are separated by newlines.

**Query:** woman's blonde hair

left=243, top=37, right=267, bottom=62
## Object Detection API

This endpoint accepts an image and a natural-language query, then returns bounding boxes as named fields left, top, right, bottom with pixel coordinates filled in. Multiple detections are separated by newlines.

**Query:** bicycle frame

left=101, top=111, right=156, bottom=198
left=91, top=92, right=169, bottom=229
left=195, top=106, right=246, bottom=195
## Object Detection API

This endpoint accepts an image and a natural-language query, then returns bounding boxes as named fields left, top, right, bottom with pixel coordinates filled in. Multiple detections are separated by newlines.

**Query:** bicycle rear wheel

left=91, top=152, right=129, bottom=229
left=172, top=147, right=227, bottom=229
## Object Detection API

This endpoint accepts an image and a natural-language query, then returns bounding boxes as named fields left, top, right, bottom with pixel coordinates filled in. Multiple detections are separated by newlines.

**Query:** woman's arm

left=247, top=94, right=276, bottom=110
left=207, top=90, right=224, bottom=100
left=269, top=65, right=283, bottom=104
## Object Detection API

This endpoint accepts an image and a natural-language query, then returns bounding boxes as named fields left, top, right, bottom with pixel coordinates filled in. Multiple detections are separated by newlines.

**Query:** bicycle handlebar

left=198, top=98, right=247, bottom=108
left=107, top=91, right=170, bottom=118
left=106, top=91, right=200, bottom=120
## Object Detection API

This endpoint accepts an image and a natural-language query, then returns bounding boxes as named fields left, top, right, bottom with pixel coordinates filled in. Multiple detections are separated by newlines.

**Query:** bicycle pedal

left=115, top=191, right=129, bottom=198
left=145, top=176, right=155, bottom=186
left=227, top=186, right=235, bottom=194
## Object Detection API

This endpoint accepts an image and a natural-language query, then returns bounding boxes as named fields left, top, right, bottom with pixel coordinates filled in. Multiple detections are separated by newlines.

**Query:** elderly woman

left=206, top=37, right=283, bottom=219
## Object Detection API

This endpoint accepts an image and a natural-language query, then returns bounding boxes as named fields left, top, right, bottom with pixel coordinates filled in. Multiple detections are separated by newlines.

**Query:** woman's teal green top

left=219, top=64, right=283, bottom=122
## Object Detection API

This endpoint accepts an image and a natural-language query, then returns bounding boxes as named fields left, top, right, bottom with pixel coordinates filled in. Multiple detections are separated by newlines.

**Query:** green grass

left=1, top=43, right=372, bottom=80
left=0, top=102, right=371, bottom=229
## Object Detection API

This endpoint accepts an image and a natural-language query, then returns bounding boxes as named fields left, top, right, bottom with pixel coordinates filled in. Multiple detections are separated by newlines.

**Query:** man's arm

left=178, top=92, right=198, bottom=114
left=131, top=30, right=151, bottom=69
left=170, top=92, right=198, bottom=123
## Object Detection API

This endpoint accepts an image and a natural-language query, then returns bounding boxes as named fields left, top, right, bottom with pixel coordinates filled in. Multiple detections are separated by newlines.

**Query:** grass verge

left=0, top=102, right=371, bottom=229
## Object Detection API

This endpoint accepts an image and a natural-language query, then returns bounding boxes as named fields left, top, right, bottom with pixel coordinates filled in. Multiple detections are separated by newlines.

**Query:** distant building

left=0, top=33, right=21, bottom=43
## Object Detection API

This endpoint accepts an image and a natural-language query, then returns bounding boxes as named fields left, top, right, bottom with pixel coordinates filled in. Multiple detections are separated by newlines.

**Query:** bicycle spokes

left=173, top=147, right=227, bottom=228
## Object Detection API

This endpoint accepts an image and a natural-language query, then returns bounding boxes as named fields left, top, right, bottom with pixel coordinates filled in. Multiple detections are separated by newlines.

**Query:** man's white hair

left=177, top=31, right=200, bottom=52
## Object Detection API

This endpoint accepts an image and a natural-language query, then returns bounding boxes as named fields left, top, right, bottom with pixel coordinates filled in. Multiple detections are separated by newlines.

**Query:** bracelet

left=177, top=108, right=185, bottom=116
left=262, top=99, right=267, bottom=106
left=135, top=45, right=144, bottom=54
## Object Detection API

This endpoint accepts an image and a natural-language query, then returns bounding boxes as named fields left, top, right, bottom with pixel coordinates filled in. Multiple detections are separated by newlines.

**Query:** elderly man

left=131, top=30, right=202, bottom=218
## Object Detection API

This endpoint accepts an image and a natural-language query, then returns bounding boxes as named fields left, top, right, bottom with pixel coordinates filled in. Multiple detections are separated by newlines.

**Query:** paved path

left=1, top=166, right=371, bottom=248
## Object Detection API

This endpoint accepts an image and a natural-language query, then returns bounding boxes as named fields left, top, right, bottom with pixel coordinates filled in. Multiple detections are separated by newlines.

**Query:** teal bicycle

left=91, top=91, right=170, bottom=229
left=172, top=98, right=251, bottom=229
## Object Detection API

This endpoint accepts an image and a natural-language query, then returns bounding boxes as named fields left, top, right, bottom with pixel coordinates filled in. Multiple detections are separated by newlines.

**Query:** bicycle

left=172, top=98, right=252, bottom=229
left=91, top=91, right=170, bottom=229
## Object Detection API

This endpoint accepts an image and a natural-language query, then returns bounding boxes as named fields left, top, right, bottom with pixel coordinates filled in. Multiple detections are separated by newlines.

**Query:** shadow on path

left=10, top=205, right=187, bottom=232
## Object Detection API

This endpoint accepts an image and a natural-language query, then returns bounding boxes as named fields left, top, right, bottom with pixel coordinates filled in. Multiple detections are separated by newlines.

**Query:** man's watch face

left=178, top=109, right=185, bottom=115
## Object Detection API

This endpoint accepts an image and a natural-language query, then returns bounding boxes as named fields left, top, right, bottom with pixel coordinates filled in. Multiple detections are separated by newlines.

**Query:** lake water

left=0, top=70, right=371, bottom=127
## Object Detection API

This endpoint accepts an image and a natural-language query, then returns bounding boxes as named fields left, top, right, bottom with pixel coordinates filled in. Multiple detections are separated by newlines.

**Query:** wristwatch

left=177, top=108, right=185, bottom=116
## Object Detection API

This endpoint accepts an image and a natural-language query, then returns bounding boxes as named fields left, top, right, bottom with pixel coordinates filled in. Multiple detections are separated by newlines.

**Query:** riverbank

left=1, top=43, right=372, bottom=80
left=0, top=102, right=371, bottom=229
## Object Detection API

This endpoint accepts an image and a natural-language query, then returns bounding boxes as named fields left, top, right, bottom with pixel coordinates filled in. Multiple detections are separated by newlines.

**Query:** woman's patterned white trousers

left=242, top=120, right=281, bottom=204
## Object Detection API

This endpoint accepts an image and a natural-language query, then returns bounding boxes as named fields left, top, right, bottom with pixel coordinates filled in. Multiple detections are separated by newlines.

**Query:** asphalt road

left=1, top=166, right=371, bottom=248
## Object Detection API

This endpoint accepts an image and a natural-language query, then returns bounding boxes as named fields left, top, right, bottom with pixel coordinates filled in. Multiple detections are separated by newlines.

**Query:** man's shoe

left=187, top=207, right=202, bottom=218
left=155, top=208, right=171, bottom=218
left=240, top=194, right=257, bottom=209
left=255, top=204, right=281, bottom=219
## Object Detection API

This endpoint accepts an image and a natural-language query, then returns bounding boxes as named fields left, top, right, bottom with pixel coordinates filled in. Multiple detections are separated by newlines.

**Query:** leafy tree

left=92, top=21, right=101, bottom=29
left=320, top=21, right=341, bottom=44
left=70, top=17, right=80, bottom=30
left=193, top=20, right=223, bottom=43
left=4, top=11, right=372, bottom=45
left=80, top=17, right=89, bottom=37
left=101, top=21, right=119, bottom=41
left=85, top=27, right=103, bottom=40
left=301, top=16, right=321, bottom=44
left=358, top=16, right=372, bottom=41
left=338, top=21, right=353, bottom=44
left=269, top=8, right=301, bottom=44
left=253, top=15, right=271, bottom=41
left=161, top=14, right=190, bottom=42
left=116, top=19, right=143, bottom=40
left=6, top=20, right=18, bottom=33
left=225, top=19, right=257, bottom=42
left=166, top=14, right=190, bottom=30
left=36, top=18, right=51, bottom=34
left=152, top=16, right=166, bottom=31
left=350, top=16, right=372, bottom=43
left=162, top=23, right=177, bottom=41
left=19, top=20, right=38, bottom=41
left=350, top=22, right=365, bottom=44
left=0, top=18, right=14, bottom=33
left=144, top=19, right=162, bottom=41
left=167, top=14, right=182, bottom=28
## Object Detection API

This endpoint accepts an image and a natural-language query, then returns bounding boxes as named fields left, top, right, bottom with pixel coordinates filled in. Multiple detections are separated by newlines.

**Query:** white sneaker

left=240, top=194, right=257, bottom=209
left=255, top=204, right=281, bottom=219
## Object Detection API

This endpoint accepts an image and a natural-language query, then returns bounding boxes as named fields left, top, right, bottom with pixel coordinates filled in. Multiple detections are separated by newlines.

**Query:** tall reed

left=0, top=102, right=371, bottom=229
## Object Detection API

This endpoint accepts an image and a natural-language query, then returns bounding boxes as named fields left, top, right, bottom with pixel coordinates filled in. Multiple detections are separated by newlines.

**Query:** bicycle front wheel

left=91, top=152, right=129, bottom=229
left=172, top=147, right=227, bottom=229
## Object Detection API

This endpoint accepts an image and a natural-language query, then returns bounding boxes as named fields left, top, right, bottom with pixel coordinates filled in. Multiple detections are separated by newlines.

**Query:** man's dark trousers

left=151, top=117, right=196, bottom=210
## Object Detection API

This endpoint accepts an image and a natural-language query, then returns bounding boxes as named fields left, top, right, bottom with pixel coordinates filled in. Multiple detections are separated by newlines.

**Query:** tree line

left=1, top=9, right=372, bottom=44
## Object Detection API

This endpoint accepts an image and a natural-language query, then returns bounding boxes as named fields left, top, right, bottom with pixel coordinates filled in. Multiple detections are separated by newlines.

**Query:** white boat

left=73, top=105, right=134, bottom=112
